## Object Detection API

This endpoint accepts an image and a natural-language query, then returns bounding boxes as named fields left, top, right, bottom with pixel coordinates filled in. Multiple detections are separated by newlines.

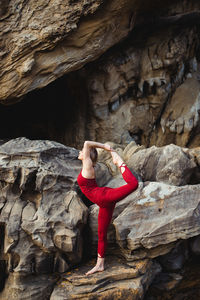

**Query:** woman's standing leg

left=85, top=205, right=115, bottom=275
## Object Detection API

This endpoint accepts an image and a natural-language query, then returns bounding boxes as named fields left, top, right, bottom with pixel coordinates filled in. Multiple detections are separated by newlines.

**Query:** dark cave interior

left=0, top=71, right=90, bottom=149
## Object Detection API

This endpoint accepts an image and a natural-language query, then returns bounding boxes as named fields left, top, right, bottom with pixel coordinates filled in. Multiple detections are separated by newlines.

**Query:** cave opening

left=0, top=223, right=7, bottom=292
left=0, top=71, right=91, bottom=149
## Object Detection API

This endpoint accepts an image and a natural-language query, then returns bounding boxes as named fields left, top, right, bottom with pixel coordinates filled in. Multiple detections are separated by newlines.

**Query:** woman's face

left=78, top=150, right=83, bottom=160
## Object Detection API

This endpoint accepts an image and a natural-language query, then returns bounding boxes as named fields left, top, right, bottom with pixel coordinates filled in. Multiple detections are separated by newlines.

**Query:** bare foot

left=85, top=264, right=104, bottom=276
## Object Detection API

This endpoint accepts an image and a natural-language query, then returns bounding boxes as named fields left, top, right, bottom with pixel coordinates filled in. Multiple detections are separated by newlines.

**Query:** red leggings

left=77, top=165, right=138, bottom=257
left=97, top=166, right=138, bottom=257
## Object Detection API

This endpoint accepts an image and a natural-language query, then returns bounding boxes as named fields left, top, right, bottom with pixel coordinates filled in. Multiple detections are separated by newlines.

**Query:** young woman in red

left=77, top=141, right=138, bottom=275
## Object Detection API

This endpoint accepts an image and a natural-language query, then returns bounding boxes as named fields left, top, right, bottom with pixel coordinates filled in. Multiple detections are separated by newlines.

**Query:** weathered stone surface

left=0, top=137, right=88, bottom=299
left=0, top=137, right=200, bottom=299
left=82, top=12, right=200, bottom=147
left=0, top=1, right=200, bottom=150
left=126, top=144, right=197, bottom=185
left=152, top=76, right=200, bottom=147
left=0, top=3, right=199, bottom=299
left=114, top=182, right=200, bottom=259
left=50, top=256, right=161, bottom=300
left=188, top=147, right=200, bottom=165
left=0, top=0, right=136, bottom=102
left=123, top=142, right=145, bottom=162
left=0, top=273, right=57, bottom=300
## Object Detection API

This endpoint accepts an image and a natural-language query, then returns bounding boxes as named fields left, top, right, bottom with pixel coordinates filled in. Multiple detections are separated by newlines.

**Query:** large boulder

left=89, top=181, right=200, bottom=261
left=126, top=144, right=197, bottom=185
left=114, top=182, right=200, bottom=260
left=0, top=138, right=88, bottom=299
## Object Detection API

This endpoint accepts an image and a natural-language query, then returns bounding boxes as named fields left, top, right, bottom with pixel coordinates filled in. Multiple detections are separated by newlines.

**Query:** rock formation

left=0, top=138, right=200, bottom=299
left=126, top=144, right=198, bottom=185
left=0, top=1, right=200, bottom=148
left=0, top=0, right=200, bottom=299
left=0, top=138, right=87, bottom=299
left=0, top=0, right=135, bottom=102
left=84, top=21, right=200, bottom=147
left=51, top=257, right=161, bottom=300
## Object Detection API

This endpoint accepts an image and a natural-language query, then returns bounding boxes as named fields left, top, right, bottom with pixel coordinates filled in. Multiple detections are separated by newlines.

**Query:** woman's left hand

left=104, top=143, right=112, bottom=151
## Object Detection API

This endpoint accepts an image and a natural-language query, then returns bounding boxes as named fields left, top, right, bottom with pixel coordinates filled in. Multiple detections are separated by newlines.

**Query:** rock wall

left=0, top=1, right=200, bottom=148
left=0, top=0, right=135, bottom=102
left=0, top=138, right=87, bottom=299
left=83, top=14, right=200, bottom=147
left=0, top=0, right=200, bottom=299
left=0, top=139, right=199, bottom=299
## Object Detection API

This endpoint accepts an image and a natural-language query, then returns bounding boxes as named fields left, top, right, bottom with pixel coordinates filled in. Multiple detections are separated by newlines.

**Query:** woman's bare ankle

left=97, top=256, right=104, bottom=267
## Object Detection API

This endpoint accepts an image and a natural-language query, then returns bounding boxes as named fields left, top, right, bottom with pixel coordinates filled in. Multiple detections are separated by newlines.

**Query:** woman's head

left=78, top=147, right=98, bottom=165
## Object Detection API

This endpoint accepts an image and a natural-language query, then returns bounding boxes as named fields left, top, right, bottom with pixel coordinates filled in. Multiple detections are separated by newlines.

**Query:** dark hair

left=90, top=148, right=98, bottom=165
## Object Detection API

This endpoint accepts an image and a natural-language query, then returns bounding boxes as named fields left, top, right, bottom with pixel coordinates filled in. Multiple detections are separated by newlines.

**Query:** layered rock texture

left=0, top=0, right=200, bottom=299
left=0, top=0, right=135, bottom=102
left=0, top=138, right=87, bottom=299
left=0, top=138, right=200, bottom=299
left=51, top=257, right=161, bottom=300
left=84, top=19, right=200, bottom=148
left=0, top=0, right=200, bottom=148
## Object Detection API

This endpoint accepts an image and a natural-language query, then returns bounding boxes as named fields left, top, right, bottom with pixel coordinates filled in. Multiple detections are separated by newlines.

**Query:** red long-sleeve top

left=77, top=165, right=138, bottom=257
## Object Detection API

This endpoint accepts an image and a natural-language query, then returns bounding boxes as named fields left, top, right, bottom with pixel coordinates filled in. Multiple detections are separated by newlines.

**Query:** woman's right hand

left=111, top=150, right=124, bottom=167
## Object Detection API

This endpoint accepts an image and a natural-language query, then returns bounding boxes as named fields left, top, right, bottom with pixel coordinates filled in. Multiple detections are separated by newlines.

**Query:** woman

left=77, top=141, right=138, bottom=275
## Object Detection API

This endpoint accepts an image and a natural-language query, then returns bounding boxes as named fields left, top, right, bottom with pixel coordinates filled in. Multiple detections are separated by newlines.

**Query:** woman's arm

left=83, top=141, right=111, bottom=161
left=83, top=141, right=111, bottom=151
